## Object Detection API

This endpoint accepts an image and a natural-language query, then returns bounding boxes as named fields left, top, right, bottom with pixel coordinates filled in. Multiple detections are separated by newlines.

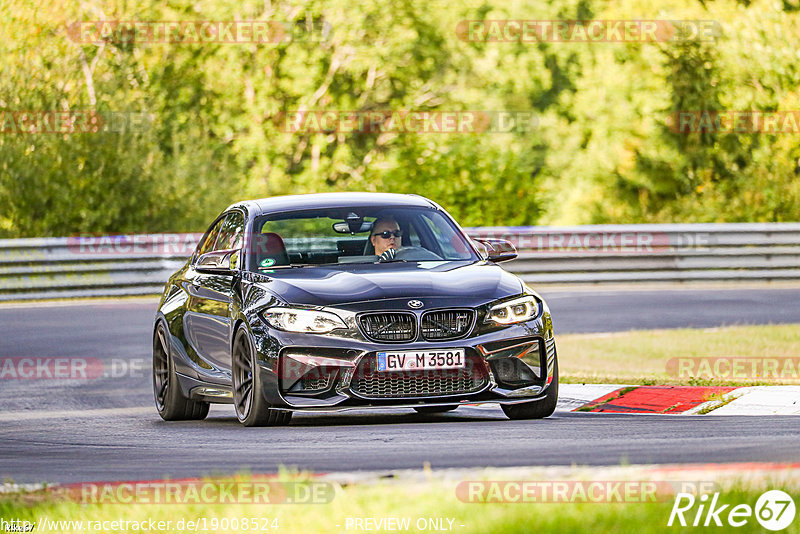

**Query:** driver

left=370, top=217, right=402, bottom=260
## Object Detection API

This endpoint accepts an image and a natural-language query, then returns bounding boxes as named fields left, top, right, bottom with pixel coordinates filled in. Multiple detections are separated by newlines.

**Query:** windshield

left=249, top=206, right=478, bottom=271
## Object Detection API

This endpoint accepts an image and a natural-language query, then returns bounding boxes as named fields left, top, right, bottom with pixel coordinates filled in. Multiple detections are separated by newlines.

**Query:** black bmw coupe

left=153, top=193, right=558, bottom=426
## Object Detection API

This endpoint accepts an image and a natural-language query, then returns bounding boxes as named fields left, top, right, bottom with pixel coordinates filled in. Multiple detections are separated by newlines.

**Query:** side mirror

left=475, top=238, right=517, bottom=263
left=471, top=239, right=489, bottom=260
left=196, top=249, right=238, bottom=274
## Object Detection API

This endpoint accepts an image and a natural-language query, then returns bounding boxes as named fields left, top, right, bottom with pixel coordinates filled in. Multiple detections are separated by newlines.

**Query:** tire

left=414, top=405, right=458, bottom=414
left=232, top=325, right=292, bottom=427
left=501, top=356, right=558, bottom=420
left=153, top=321, right=210, bottom=421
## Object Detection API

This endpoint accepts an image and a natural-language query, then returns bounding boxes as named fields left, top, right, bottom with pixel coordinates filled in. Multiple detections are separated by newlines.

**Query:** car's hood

left=249, top=261, right=524, bottom=307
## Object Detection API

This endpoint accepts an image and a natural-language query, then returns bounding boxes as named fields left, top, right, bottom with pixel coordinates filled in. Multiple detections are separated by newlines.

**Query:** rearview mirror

left=474, top=238, right=517, bottom=263
left=196, top=249, right=238, bottom=273
left=332, top=221, right=373, bottom=234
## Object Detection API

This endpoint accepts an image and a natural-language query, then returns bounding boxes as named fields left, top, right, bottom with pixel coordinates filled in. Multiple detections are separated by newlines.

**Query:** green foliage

left=585, top=0, right=800, bottom=223
left=1, top=0, right=799, bottom=237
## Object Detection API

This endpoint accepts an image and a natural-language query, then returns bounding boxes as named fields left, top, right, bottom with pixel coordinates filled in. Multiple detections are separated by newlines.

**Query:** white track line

left=0, top=406, right=154, bottom=422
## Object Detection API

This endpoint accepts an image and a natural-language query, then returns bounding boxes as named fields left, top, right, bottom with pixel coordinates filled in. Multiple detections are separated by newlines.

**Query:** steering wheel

left=378, top=247, right=442, bottom=262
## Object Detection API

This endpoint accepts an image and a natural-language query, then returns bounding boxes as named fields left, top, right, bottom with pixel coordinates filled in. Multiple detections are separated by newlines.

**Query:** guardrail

left=470, top=223, right=800, bottom=285
left=1, top=223, right=799, bottom=301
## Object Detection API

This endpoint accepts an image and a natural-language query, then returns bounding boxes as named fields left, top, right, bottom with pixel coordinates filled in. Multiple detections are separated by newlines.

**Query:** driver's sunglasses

left=373, top=230, right=403, bottom=239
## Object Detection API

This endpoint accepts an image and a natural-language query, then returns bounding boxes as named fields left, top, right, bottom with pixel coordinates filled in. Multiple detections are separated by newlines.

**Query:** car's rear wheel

left=501, top=356, right=558, bottom=420
left=232, top=326, right=292, bottom=427
left=153, top=321, right=209, bottom=421
left=413, top=405, right=458, bottom=414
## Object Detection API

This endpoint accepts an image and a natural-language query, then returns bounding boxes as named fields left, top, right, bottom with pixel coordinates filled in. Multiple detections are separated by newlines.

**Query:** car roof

left=226, top=192, right=438, bottom=216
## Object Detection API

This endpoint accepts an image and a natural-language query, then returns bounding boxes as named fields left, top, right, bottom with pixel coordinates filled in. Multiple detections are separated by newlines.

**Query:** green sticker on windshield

left=260, top=258, right=276, bottom=268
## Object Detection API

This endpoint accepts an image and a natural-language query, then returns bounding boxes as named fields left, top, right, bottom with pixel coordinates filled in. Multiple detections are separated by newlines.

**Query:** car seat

left=363, top=237, right=376, bottom=256
left=253, top=232, right=290, bottom=268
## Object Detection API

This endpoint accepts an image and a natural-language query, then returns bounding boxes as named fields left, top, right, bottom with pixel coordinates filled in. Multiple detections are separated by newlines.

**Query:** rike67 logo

left=668, top=490, right=796, bottom=530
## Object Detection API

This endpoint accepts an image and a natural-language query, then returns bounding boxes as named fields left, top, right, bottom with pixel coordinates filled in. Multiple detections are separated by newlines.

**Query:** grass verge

left=696, top=391, right=741, bottom=415
left=0, top=473, right=798, bottom=534
left=557, top=324, right=800, bottom=386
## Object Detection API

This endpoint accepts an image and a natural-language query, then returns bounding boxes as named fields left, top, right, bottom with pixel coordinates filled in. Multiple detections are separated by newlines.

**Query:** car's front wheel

left=232, top=325, right=292, bottom=427
left=501, top=356, right=558, bottom=420
left=153, top=321, right=209, bottom=421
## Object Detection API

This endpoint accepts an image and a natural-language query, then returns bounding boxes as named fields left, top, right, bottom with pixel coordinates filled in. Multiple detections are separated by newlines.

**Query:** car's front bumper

left=250, top=316, right=557, bottom=411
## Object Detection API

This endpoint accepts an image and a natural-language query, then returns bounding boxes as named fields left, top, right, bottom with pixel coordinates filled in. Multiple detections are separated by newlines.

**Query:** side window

left=196, top=217, right=225, bottom=258
left=215, top=211, right=245, bottom=251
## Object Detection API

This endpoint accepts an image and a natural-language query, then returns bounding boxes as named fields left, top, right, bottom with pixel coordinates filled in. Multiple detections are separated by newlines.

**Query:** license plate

left=376, top=349, right=466, bottom=372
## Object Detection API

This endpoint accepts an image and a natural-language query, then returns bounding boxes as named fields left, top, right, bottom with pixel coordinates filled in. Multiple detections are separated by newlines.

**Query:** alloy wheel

left=153, top=326, right=171, bottom=411
left=232, top=332, right=254, bottom=420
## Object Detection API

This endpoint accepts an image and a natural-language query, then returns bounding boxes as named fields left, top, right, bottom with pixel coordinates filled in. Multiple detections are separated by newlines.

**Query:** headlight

left=486, top=296, right=539, bottom=325
left=261, top=307, right=347, bottom=333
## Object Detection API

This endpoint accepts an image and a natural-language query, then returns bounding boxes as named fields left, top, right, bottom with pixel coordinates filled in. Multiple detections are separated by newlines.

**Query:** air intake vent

left=350, top=353, right=488, bottom=398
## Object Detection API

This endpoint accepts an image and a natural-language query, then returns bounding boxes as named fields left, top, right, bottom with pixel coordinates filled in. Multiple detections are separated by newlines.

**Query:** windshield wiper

left=255, top=264, right=311, bottom=271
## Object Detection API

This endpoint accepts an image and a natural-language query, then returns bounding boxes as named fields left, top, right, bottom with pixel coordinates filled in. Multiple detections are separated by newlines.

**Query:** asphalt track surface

left=1, top=287, right=799, bottom=484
